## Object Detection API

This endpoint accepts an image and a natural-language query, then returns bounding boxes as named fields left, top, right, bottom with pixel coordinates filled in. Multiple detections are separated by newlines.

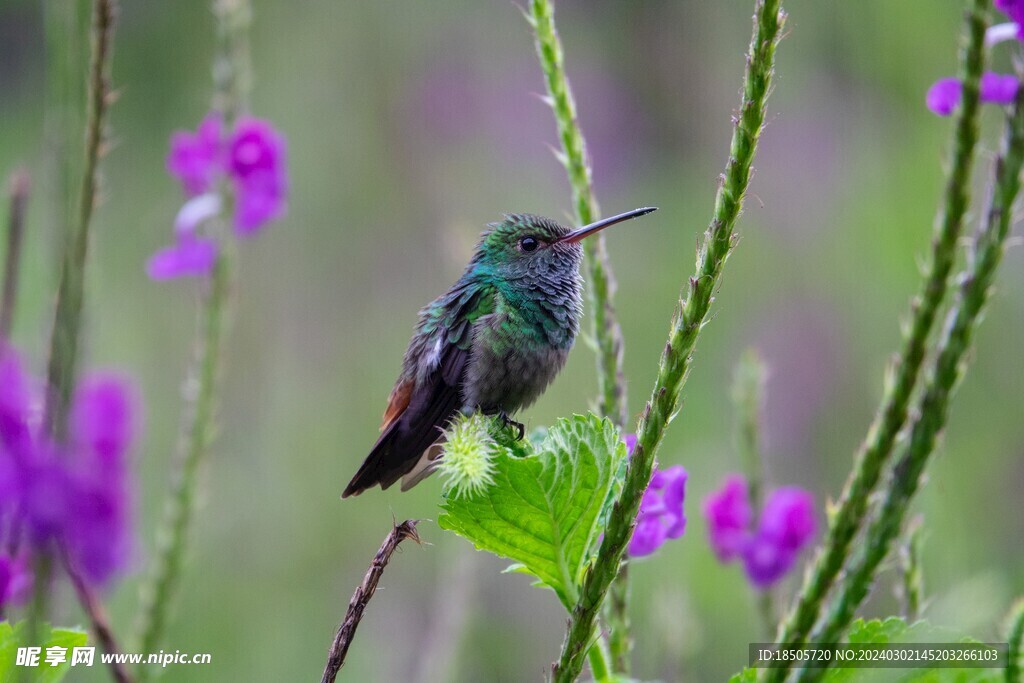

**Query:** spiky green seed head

left=439, top=413, right=497, bottom=499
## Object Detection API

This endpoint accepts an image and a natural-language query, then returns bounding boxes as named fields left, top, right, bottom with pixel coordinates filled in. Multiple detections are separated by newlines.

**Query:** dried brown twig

left=321, top=520, right=421, bottom=683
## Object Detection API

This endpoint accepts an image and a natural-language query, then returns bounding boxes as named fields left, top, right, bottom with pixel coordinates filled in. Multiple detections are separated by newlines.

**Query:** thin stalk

left=322, top=521, right=421, bottom=683
left=527, top=0, right=632, bottom=671
left=528, top=0, right=628, bottom=430
left=766, top=0, right=991, bottom=672
left=896, top=518, right=924, bottom=622
left=733, top=350, right=774, bottom=637
left=42, top=0, right=117, bottom=440
left=134, top=0, right=250, bottom=663
left=1, top=170, right=30, bottom=339
left=136, top=250, right=232, bottom=658
left=25, top=0, right=118, bottom=660
left=1007, top=599, right=1024, bottom=683
left=43, top=0, right=89, bottom=255
left=551, top=2, right=786, bottom=680
left=63, top=548, right=135, bottom=683
left=733, top=349, right=767, bottom=510
left=796, top=81, right=1024, bottom=683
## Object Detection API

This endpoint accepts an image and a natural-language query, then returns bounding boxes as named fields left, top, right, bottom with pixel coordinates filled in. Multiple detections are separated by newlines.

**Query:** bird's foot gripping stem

left=496, top=410, right=525, bottom=440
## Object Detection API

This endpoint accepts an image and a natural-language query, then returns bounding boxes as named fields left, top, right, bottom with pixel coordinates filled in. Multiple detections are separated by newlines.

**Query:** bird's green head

left=471, top=207, right=657, bottom=283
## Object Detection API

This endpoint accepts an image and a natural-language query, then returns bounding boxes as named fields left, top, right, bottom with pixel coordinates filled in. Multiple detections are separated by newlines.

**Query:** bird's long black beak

left=556, top=207, right=658, bottom=244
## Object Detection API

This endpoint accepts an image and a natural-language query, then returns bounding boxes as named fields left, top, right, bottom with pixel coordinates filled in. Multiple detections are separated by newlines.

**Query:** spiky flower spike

left=438, top=414, right=497, bottom=499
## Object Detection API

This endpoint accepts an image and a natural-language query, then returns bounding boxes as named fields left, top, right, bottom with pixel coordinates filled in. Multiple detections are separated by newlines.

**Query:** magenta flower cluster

left=926, top=1, right=1023, bottom=115
left=703, top=474, right=816, bottom=589
left=148, top=114, right=288, bottom=280
left=623, top=435, right=688, bottom=558
left=0, top=345, right=139, bottom=606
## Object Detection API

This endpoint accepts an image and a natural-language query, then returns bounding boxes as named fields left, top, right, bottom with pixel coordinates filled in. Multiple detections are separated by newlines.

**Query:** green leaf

left=0, top=621, right=88, bottom=683
left=439, top=414, right=626, bottom=609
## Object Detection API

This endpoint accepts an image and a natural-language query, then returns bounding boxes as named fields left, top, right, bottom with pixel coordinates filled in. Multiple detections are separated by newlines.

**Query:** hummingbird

left=342, top=206, right=657, bottom=497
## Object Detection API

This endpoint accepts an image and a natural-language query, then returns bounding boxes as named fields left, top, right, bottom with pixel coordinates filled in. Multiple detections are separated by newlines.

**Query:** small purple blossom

left=0, top=345, right=140, bottom=587
left=981, top=72, right=1020, bottom=105
left=703, top=474, right=817, bottom=589
left=146, top=235, right=219, bottom=281
left=0, top=554, right=32, bottom=611
left=227, top=118, right=288, bottom=234
left=927, top=72, right=1020, bottom=117
left=702, top=474, right=753, bottom=562
left=926, top=78, right=962, bottom=117
left=167, top=114, right=223, bottom=196
left=622, top=435, right=688, bottom=558
left=153, top=113, right=288, bottom=280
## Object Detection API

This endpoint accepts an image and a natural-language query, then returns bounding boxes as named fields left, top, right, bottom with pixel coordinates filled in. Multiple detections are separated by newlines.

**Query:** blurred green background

left=1, top=1, right=1022, bottom=680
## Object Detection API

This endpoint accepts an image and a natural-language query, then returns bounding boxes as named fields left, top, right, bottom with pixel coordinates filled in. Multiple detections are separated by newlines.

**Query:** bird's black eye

left=519, top=236, right=540, bottom=253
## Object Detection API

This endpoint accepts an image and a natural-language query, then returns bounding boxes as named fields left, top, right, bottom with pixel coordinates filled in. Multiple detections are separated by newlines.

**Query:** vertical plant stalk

left=321, top=521, right=421, bottom=683
left=896, top=518, right=924, bottom=622
left=63, top=549, right=135, bottom=683
left=733, top=349, right=775, bottom=637
left=796, top=84, right=1024, bottom=683
left=528, top=0, right=628, bottom=430
left=42, top=0, right=117, bottom=440
left=26, top=0, right=118, bottom=660
left=767, top=0, right=990, bottom=671
left=551, top=2, right=786, bottom=681
left=136, top=252, right=232, bottom=660
left=1006, top=599, right=1024, bottom=683
left=527, top=0, right=632, bottom=672
left=135, top=0, right=250, bottom=664
left=1, top=170, right=30, bottom=339
left=43, top=0, right=89, bottom=257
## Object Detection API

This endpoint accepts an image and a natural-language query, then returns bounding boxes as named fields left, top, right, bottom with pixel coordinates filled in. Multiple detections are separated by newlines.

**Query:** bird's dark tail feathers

left=342, top=381, right=462, bottom=497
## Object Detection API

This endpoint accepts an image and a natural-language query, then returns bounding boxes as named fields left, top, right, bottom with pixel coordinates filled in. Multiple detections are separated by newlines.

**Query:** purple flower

left=702, top=474, right=753, bottom=562
left=146, top=235, right=219, bottom=281
left=926, top=78, right=962, bottom=116
left=0, top=554, right=32, bottom=611
left=0, top=347, right=140, bottom=587
left=71, top=374, right=136, bottom=470
left=167, top=114, right=223, bottom=196
left=703, top=474, right=817, bottom=589
left=621, top=435, right=688, bottom=558
left=0, top=346, right=32, bottom=455
left=927, top=72, right=1020, bottom=116
left=981, top=72, right=1020, bottom=105
left=228, top=118, right=288, bottom=235
left=153, top=114, right=287, bottom=280
left=741, top=487, right=816, bottom=588
left=65, top=474, right=132, bottom=585
left=628, top=465, right=688, bottom=557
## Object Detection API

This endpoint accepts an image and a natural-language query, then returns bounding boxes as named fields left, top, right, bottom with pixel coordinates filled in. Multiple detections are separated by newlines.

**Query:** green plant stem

left=734, top=349, right=767, bottom=509
left=766, top=0, right=990, bottom=673
left=135, top=0, right=250, bottom=667
left=136, top=251, right=232, bottom=661
left=605, top=562, right=632, bottom=673
left=1, top=170, right=30, bottom=339
left=528, top=0, right=628, bottom=431
left=550, top=2, right=785, bottom=680
left=1007, top=599, right=1024, bottom=683
left=528, top=0, right=633, bottom=672
left=43, top=0, right=89, bottom=256
left=897, top=518, right=924, bottom=622
left=42, top=0, right=117, bottom=441
left=733, top=350, right=775, bottom=637
left=25, top=0, right=117, bottom=666
left=796, top=81, right=1024, bottom=683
